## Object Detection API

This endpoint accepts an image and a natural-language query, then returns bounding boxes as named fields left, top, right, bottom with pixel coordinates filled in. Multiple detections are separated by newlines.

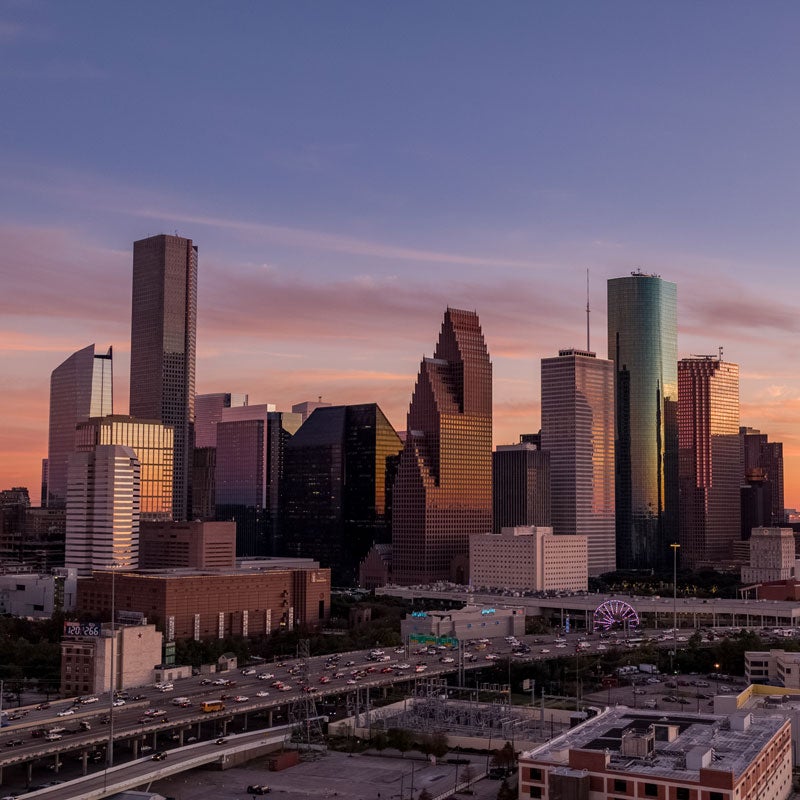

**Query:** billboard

left=63, top=621, right=101, bottom=637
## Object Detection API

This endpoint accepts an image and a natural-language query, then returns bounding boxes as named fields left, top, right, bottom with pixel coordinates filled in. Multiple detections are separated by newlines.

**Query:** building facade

left=400, top=605, right=525, bottom=643
left=292, top=399, right=332, bottom=423
left=492, top=443, right=551, bottom=533
left=65, top=445, right=141, bottom=576
left=0, top=568, right=77, bottom=618
left=469, top=526, right=588, bottom=592
left=392, top=308, right=493, bottom=585
left=678, top=356, right=740, bottom=569
left=282, top=403, right=402, bottom=585
left=75, top=415, right=173, bottom=521
left=608, top=272, right=678, bottom=570
left=741, top=427, right=785, bottom=525
left=741, top=527, right=796, bottom=584
left=76, top=563, right=330, bottom=641
left=519, top=708, right=792, bottom=800
left=138, top=520, right=237, bottom=570
left=745, top=648, right=800, bottom=688
left=214, top=404, right=301, bottom=557
left=541, top=348, right=615, bottom=576
left=47, top=344, right=113, bottom=508
left=194, top=392, right=249, bottom=448
left=61, top=622, right=162, bottom=697
left=130, top=234, right=197, bottom=521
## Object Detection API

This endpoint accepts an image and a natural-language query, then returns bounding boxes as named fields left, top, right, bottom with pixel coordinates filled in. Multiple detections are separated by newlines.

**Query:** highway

left=0, top=627, right=733, bottom=796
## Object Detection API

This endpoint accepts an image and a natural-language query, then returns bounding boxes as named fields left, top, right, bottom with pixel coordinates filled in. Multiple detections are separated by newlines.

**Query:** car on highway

left=396, top=663, right=411, bottom=670
left=540, top=648, right=550, bottom=654
left=440, top=657, right=454, bottom=664
left=151, top=751, right=167, bottom=761
left=112, top=699, right=126, bottom=707
left=346, top=679, right=357, bottom=685
left=258, top=673, right=274, bottom=680
left=233, top=696, right=249, bottom=703
left=241, top=668, right=257, bottom=676
left=80, top=696, right=99, bottom=704
left=247, top=785, right=271, bottom=795
left=5, top=739, right=23, bottom=747
left=35, top=703, right=50, bottom=711
left=256, top=690, right=270, bottom=697
left=57, top=709, right=75, bottom=717
left=44, top=733, right=61, bottom=741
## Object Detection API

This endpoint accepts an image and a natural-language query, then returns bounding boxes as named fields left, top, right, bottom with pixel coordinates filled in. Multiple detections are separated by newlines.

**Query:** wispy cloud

left=133, top=208, right=536, bottom=269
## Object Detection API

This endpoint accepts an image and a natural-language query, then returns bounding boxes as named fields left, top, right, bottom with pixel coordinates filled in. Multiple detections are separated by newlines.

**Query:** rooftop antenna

left=586, top=269, right=591, bottom=352
left=718, top=345, right=723, bottom=362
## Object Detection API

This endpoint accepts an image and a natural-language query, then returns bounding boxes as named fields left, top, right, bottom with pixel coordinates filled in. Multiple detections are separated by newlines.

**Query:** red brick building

left=77, top=561, right=330, bottom=642
left=519, top=708, right=791, bottom=800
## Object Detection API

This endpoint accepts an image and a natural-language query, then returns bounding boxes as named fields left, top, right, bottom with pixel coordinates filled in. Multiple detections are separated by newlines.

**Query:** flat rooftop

left=523, top=707, right=787, bottom=782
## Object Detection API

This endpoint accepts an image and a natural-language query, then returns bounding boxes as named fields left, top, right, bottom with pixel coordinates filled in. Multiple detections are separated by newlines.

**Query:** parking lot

left=151, top=749, right=493, bottom=800
left=583, top=671, right=747, bottom=712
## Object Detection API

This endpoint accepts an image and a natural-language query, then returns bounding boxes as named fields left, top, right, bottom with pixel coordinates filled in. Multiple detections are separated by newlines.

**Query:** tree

left=427, top=731, right=449, bottom=760
left=372, top=731, right=388, bottom=752
left=418, top=790, right=433, bottom=800
left=497, top=779, right=517, bottom=800
left=387, top=727, right=413, bottom=757
left=492, top=741, right=516, bottom=769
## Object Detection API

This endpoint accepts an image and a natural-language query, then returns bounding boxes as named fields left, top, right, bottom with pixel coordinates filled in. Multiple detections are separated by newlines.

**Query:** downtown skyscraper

left=678, top=355, right=740, bottom=569
left=46, top=344, right=113, bottom=508
left=392, top=308, right=492, bottom=585
left=541, top=348, right=616, bottom=576
left=608, top=272, right=678, bottom=570
left=129, top=234, right=197, bottom=521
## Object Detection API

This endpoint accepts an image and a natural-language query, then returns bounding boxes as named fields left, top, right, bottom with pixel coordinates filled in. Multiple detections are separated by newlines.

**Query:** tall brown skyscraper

left=392, top=308, right=492, bottom=585
left=130, top=234, right=197, bottom=521
left=678, top=355, right=740, bottom=569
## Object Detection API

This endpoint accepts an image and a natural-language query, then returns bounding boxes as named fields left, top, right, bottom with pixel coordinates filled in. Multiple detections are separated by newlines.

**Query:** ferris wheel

left=593, top=599, right=640, bottom=632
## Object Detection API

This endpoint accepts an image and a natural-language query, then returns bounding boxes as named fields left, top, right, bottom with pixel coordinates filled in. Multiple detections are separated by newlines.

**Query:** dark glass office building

left=215, top=406, right=302, bottom=557
left=282, top=403, right=402, bottom=586
left=130, top=234, right=197, bottom=521
left=492, top=443, right=551, bottom=533
left=608, top=272, right=678, bottom=570
left=392, top=308, right=493, bottom=585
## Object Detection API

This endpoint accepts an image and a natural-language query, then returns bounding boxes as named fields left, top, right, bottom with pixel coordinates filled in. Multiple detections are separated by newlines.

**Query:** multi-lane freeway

left=0, top=627, right=733, bottom=797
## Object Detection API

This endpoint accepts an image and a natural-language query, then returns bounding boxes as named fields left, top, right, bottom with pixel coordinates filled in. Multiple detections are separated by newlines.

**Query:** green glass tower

left=607, top=271, right=678, bottom=570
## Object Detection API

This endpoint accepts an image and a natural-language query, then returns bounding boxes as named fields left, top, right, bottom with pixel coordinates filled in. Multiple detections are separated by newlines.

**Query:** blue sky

left=3, top=1, right=800, bottom=503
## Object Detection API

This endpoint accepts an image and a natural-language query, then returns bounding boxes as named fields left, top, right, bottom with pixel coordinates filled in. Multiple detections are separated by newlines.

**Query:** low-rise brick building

left=76, top=560, right=330, bottom=642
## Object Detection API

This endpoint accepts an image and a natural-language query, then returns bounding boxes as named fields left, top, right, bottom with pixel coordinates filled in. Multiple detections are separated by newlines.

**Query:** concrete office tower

left=215, top=404, right=302, bottom=556
left=392, top=308, right=492, bottom=585
left=282, top=403, right=403, bottom=585
left=65, top=445, right=140, bottom=576
left=741, top=527, right=796, bottom=584
left=492, top=443, right=551, bottom=533
left=608, top=272, right=678, bottom=570
left=130, top=234, right=197, bottom=521
left=678, top=356, right=740, bottom=569
left=47, top=344, right=113, bottom=508
left=75, top=416, right=173, bottom=521
left=541, top=349, right=616, bottom=576
left=740, top=427, right=785, bottom=525
left=195, top=392, right=249, bottom=448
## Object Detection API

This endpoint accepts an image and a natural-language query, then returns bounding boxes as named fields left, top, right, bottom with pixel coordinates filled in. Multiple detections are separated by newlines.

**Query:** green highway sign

left=409, top=634, right=459, bottom=647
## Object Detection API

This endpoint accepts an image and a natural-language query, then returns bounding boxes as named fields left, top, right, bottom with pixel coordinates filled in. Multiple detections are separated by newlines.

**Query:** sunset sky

left=3, top=3, right=800, bottom=507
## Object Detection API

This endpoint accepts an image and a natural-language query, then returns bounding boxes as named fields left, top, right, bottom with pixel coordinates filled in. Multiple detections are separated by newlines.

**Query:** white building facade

left=469, top=526, right=588, bottom=592
left=65, top=444, right=141, bottom=577
left=742, top=527, right=796, bottom=584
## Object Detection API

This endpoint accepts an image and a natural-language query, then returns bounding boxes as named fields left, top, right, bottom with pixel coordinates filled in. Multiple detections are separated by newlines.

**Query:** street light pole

left=670, top=544, right=680, bottom=673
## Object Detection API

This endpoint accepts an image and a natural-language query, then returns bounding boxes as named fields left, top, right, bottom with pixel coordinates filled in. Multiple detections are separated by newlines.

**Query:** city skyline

left=4, top=4, right=800, bottom=509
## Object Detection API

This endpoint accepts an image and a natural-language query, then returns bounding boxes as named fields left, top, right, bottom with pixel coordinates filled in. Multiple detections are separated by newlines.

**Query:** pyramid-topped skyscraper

left=392, top=308, right=492, bottom=585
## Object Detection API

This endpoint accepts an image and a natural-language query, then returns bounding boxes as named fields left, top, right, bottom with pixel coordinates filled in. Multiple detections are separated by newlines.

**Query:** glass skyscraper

left=282, top=403, right=402, bottom=585
left=130, top=234, right=197, bottom=521
left=47, top=344, right=113, bottom=508
left=392, top=308, right=493, bottom=585
left=608, top=272, right=678, bottom=570
left=75, top=415, right=174, bottom=521
left=541, top=349, right=616, bottom=576
left=678, top=356, right=740, bottom=568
